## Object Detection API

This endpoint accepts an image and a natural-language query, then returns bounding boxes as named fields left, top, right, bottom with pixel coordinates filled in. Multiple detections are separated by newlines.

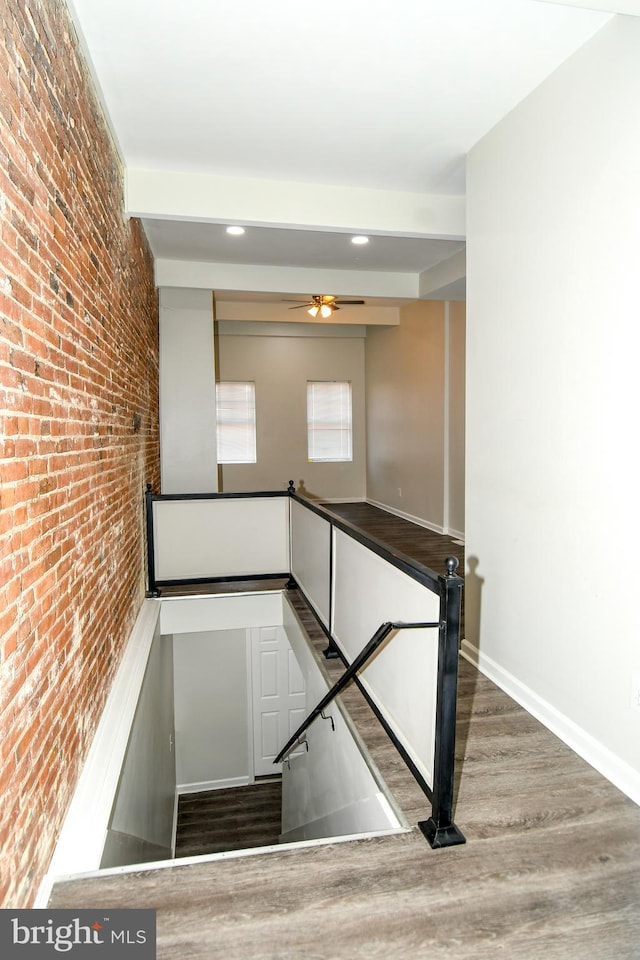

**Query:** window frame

left=306, top=380, right=353, bottom=463
left=215, top=380, right=257, bottom=465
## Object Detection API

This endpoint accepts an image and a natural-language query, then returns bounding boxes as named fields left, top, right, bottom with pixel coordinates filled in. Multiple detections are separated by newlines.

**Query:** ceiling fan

left=283, top=294, right=365, bottom=319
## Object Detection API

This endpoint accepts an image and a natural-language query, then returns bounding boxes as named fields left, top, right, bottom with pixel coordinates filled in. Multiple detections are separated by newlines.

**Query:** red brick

left=0, top=0, right=159, bottom=907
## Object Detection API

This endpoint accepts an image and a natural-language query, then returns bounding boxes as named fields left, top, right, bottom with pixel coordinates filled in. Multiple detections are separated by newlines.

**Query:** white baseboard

left=366, top=499, right=445, bottom=535
left=460, top=639, right=640, bottom=807
left=177, top=776, right=251, bottom=795
left=320, top=497, right=367, bottom=504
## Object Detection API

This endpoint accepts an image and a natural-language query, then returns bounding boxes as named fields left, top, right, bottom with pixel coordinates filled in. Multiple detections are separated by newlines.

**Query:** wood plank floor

left=324, top=501, right=465, bottom=580
left=49, top=503, right=640, bottom=959
left=175, top=781, right=282, bottom=858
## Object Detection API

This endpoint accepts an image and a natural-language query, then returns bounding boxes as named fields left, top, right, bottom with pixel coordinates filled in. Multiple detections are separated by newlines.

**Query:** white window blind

left=216, top=381, right=257, bottom=463
left=307, top=381, right=353, bottom=462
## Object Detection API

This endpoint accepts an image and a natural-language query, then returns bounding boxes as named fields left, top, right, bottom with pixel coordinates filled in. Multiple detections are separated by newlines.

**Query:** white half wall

left=152, top=496, right=290, bottom=581
left=159, top=287, right=217, bottom=494
left=331, top=530, right=440, bottom=788
left=466, top=15, right=640, bottom=801
left=290, top=499, right=331, bottom=629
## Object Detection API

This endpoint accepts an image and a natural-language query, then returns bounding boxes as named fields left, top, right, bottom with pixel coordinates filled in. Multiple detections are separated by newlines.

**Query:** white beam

left=126, top=168, right=465, bottom=240
left=215, top=300, right=400, bottom=326
left=155, top=259, right=420, bottom=299
left=419, top=249, right=466, bottom=299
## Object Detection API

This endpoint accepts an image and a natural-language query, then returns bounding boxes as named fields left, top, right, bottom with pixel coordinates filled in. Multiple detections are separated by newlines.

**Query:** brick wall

left=0, top=0, right=159, bottom=906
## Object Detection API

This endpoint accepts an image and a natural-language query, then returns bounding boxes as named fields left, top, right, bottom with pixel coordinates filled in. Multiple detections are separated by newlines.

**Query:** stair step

left=175, top=781, right=282, bottom=858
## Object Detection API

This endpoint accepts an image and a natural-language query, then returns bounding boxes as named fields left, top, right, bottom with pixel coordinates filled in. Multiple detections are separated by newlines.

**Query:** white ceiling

left=67, top=0, right=628, bottom=317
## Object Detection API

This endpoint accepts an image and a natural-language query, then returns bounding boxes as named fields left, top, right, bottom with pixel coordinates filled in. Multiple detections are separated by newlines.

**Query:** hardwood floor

left=175, top=781, right=282, bottom=858
left=49, top=503, right=640, bottom=959
left=323, top=501, right=465, bottom=581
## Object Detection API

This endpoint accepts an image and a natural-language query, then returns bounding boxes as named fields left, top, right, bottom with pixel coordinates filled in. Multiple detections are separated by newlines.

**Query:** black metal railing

left=275, top=572, right=465, bottom=849
left=144, top=483, right=290, bottom=595
left=275, top=620, right=438, bottom=762
left=143, top=482, right=465, bottom=847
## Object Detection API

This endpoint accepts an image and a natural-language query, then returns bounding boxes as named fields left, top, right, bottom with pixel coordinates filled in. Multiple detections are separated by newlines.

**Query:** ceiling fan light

left=307, top=305, right=320, bottom=318
left=226, top=225, right=245, bottom=236
left=320, top=304, right=333, bottom=318
left=351, top=235, right=369, bottom=245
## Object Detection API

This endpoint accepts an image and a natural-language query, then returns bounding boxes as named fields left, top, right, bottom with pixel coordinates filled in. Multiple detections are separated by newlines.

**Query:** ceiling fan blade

left=283, top=299, right=312, bottom=303
left=287, top=303, right=312, bottom=309
left=335, top=299, right=365, bottom=305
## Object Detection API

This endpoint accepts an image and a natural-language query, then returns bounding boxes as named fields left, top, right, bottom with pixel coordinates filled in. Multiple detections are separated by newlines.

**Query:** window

left=307, top=381, right=352, bottom=462
left=216, top=381, right=257, bottom=463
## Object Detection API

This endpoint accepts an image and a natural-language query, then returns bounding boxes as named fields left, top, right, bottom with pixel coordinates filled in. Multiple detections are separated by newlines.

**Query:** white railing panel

left=290, top=499, right=331, bottom=628
left=159, top=592, right=282, bottom=635
left=331, top=529, right=440, bottom=788
left=153, top=497, right=289, bottom=581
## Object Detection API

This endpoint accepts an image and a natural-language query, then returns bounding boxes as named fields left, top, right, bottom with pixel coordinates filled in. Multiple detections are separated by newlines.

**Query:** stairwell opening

left=43, top=590, right=407, bottom=897
left=174, top=778, right=283, bottom=859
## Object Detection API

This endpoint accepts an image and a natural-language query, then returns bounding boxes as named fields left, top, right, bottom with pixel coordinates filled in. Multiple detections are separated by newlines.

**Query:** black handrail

left=274, top=620, right=440, bottom=764
left=289, top=490, right=441, bottom=593
left=144, top=483, right=465, bottom=846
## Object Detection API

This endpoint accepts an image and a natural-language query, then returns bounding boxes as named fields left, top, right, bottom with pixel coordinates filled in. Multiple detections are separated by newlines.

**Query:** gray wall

left=447, top=302, right=466, bottom=538
left=365, top=300, right=465, bottom=536
left=217, top=322, right=367, bottom=500
left=159, top=288, right=217, bottom=494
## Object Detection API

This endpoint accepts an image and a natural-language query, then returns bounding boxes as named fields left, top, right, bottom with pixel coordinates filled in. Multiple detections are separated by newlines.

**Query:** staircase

left=174, top=779, right=283, bottom=858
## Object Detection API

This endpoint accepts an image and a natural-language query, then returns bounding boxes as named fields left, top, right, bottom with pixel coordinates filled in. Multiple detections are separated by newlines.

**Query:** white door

left=251, top=627, right=306, bottom=776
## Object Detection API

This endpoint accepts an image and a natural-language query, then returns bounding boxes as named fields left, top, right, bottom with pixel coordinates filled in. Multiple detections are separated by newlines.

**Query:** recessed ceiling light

left=226, top=226, right=245, bottom=236
left=351, top=235, right=369, bottom=245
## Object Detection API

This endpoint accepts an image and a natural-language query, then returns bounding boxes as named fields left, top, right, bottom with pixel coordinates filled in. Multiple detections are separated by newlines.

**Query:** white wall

left=164, top=591, right=283, bottom=791
left=159, top=288, right=217, bottom=493
left=101, top=630, right=176, bottom=867
left=217, top=322, right=367, bottom=500
left=44, top=602, right=163, bottom=881
left=466, top=15, right=640, bottom=801
left=173, top=629, right=250, bottom=790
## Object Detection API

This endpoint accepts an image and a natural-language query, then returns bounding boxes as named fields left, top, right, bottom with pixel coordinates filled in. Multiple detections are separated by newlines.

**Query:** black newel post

left=418, top=557, right=466, bottom=848
left=285, top=481, right=298, bottom=590
left=145, top=482, right=159, bottom=597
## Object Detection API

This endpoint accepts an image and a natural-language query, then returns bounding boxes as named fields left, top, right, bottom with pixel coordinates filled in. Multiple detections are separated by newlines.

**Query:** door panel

left=251, top=627, right=306, bottom=776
